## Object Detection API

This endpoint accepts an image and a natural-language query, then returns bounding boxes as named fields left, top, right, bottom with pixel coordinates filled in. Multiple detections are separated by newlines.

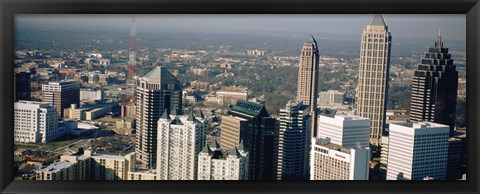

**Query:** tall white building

left=156, top=111, right=205, bottom=180
left=197, top=140, right=249, bottom=180
left=14, top=100, right=60, bottom=143
left=317, top=114, right=370, bottom=149
left=135, top=66, right=183, bottom=168
left=354, top=14, right=392, bottom=146
left=310, top=137, right=370, bottom=180
left=386, top=122, right=449, bottom=180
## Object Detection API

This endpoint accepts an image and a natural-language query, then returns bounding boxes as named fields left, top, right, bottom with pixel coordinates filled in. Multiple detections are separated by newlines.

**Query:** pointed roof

left=197, top=109, right=205, bottom=120
left=210, top=139, right=221, bottom=150
left=187, top=111, right=197, bottom=122
left=200, top=144, right=212, bottom=155
left=142, top=66, right=177, bottom=83
left=369, top=14, right=387, bottom=26
left=305, top=34, right=317, bottom=44
left=230, top=99, right=270, bottom=117
left=228, top=147, right=241, bottom=157
left=237, top=139, right=245, bottom=151
left=160, top=108, right=171, bottom=120
left=174, top=108, right=180, bottom=117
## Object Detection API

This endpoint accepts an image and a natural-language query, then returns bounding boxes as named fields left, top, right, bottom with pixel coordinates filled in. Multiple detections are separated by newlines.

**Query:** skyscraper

left=135, top=66, right=183, bottom=169
left=42, top=80, right=80, bottom=118
left=220, top=115, right=248, bottom=150
left=223, top=100, right=278, bottom=180
left=410, top=32, right=458, bottom=135
left=355, top=14, right=392, bottom=146
left=14, top=71, right=31, bottom=102
left=276, top=100, right=311, bottom=180
left=386, top=122, right=449, bottom=180
left=156, top=111, right=205, bottom=180
left=296, top=35, right=319, bottom=138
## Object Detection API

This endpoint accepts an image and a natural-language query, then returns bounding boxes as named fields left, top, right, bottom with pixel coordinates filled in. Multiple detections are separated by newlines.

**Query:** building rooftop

left=313, top=137, right=352, bottom=154
left=15, top=101, right=54, bottom=109
left=141, top=66, right=177, bottom=83
left=90, top=152, right=133, bottom=161
left=39, top=161, right=74, bottom=173
left=230, top=100, right=269, bottom=117
left=46, top=80, right=79, bottom=85
left=392, top=121, right=449, bottom=129
left=334, top=114, right=370, bottom=121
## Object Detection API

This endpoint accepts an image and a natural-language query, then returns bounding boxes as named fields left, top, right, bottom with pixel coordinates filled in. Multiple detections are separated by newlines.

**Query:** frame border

left=1, top=0, right=479, bottom=194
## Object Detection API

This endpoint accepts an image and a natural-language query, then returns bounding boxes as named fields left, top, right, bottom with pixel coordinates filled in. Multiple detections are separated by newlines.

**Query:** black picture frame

left=1, top=0, right=479, bottom=194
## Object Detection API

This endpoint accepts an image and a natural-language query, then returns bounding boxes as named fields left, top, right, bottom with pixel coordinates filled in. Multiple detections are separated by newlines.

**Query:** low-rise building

left=14, top=101, right=61, bottom=143
left=197, top=140, right=249, bottom=180
left=80, top=89, right=103, bottom=101
left=127, top=169, right=157, bottom=180
left=318, top=90, right=345, bottom=105
left=215, top=88, right=248, bottom=106
left=36, top=150, right=136, bottom=180
left=310, top=137, right=370, bottom=180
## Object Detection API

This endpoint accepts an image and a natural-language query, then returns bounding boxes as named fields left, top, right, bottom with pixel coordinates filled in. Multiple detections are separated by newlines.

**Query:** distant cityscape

left=13, top=14, right=467, bottom=181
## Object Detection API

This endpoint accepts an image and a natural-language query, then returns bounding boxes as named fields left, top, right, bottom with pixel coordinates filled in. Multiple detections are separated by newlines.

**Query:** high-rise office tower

left=156, top=111, right=205, bottom=180
left=355, top=14, right=392, bottom=146
left=386, top=122, right=449, bottom=180
left=276, top=100, right=311, bottom=180
left=223, top=100, right=278, bottom=180
left=220, top=115, right=248, bottom=150
left=14, top=71, right=31, bottom=101
left=296, top=35, right=319, bottom=138
left=317, top=114, right=370, bottom=149
left=42, top=80, right=80, bottom=118
left=410, top=32, right=458, bottom=135
left=135, top=66, right=183, bottom=169
left=14, top=101, right=60, bottom=143
left=197, top=140, right=249, bottom=180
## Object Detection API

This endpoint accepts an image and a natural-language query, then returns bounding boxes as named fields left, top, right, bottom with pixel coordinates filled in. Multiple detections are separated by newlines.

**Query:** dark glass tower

left=14, top=71, right=31, bottom=101
left=276, top=100, right=311, bottom=180
left=410, top=31, right=458, bottom=135
left=226, top=100, right=278, bottom=180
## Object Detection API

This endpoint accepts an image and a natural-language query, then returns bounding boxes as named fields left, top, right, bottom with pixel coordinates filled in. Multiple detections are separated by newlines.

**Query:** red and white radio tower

left=127, top=15, right=137, bottom=81
left=122, top=15, right=137, bottom=118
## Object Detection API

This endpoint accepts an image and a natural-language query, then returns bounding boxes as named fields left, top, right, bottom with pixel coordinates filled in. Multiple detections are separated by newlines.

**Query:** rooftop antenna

left=435, top=27, right=443, bottom=48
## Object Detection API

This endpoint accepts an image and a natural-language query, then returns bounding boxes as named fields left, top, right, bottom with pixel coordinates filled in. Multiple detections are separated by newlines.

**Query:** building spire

left=435, top=28, right=443, bottom=49
left=369, top=14, right=387, bottom=26
left=305, top=34, right=317, bottom=44
left=160, top=108, right=171, bottom=120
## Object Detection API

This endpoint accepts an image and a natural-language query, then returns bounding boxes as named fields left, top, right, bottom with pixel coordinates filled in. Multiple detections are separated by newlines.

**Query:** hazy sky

left=16, top=14, right=466, bottom=41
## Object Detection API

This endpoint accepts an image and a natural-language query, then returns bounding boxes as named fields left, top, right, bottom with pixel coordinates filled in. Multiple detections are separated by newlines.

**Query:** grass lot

left=48, top=139, right=77, bottom=151
left=14, top=143, right=38, bottom=149
left=96, top=116, right=117, bottom=124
